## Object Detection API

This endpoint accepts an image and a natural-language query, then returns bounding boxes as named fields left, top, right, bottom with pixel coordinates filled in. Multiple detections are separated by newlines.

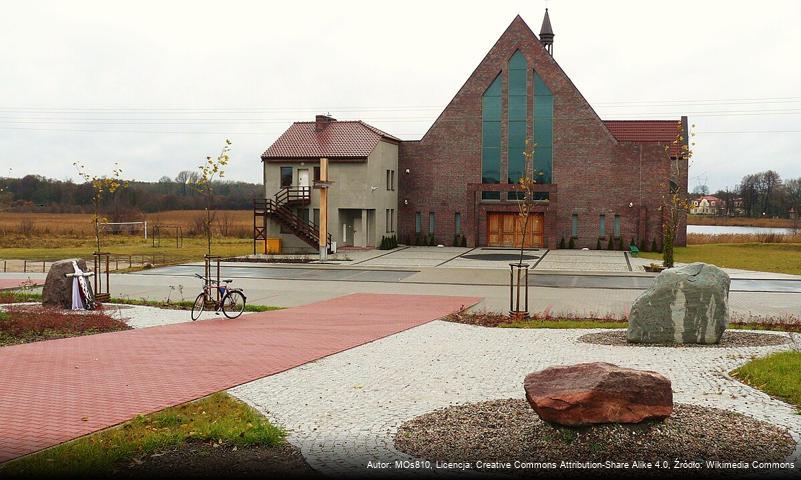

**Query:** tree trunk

left=519, top=213, right=530, bottom=266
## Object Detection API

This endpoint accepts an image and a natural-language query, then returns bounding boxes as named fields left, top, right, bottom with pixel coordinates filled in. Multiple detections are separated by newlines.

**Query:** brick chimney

left=315, top=114, right=336, bottom=132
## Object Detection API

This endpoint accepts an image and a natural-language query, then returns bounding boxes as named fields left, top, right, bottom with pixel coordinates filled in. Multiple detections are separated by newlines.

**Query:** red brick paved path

left=0, top=279, right=33, bottom=290
left=0, top=293, right=478, bottom=462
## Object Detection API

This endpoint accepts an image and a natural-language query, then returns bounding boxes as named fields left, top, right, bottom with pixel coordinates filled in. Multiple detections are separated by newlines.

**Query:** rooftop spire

left=540, top=8, right=554, bottom=56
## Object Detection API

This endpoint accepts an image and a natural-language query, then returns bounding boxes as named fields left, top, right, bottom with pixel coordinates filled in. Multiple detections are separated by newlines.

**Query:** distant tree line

left=0, top=171, right=262, bottom=217
left=694, top=170, right=801, bottom=218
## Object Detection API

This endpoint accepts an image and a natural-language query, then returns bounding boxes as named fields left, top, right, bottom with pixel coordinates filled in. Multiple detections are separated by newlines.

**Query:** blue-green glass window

left=280, top=166, right=293, bottom=187
left=508, top=51, right=527, bottom=189
left=455, top=212, right=462, bottom=235
left=571, top=214, right=578, bottom=237
left=614, top=214, right=621, bottom=238
left=415, top=212, right=421, bottom=233
left=533, top=72, right=553, bottom=185
left=482, top=74, right=502, bottom=200
left=599, top=214, right=606, bottom=237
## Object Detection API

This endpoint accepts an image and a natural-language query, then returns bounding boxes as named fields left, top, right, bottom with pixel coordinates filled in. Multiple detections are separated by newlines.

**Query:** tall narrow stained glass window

left=481, top=74, right=502, bottom=200
left=507, top=51, right=527, bottom=201
left=533, top=72, right=553, bottom=187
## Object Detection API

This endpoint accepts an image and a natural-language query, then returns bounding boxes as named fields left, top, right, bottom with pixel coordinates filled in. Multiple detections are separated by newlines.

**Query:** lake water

left=687, top=225, right=796, bottom=235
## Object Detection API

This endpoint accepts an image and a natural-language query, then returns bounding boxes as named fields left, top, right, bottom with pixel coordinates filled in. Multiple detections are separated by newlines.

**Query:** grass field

left=731, top=351, right=801, bottom=412
left=0, top=392, right=284, bottom=477
left=0, top=210, right=252, bottom=238
left=0, top=236, right=255, bottom=263
left=640, top=243, right=801, bottom=275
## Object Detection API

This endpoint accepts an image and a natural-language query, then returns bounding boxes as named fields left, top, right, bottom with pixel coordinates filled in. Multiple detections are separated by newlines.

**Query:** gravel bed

left=578, top=330, right=791, bottom=348
left=395, top=400, right=796, bottom=478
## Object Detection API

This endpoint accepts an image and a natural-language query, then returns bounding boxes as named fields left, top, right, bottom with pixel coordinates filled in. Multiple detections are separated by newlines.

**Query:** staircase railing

left=254, top=186, right=331, bottom=251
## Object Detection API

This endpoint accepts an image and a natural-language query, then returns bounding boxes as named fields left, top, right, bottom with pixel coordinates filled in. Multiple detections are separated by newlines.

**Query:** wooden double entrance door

left=487, top=212, right=544, bottom=248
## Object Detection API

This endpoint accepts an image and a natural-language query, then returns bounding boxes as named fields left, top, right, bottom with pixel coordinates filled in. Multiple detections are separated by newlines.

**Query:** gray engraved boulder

left=628, top=262, right=730, bottom=344
left=42, top=258, right=89, bottom=309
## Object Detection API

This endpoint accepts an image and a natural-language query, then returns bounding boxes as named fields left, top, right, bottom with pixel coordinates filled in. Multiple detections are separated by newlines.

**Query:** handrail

left=256, top=194, right=332, bottom=251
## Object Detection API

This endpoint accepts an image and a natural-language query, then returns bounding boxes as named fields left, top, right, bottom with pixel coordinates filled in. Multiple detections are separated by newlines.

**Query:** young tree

left=513, top=140, right=539, bottom=265
left=192, top=139, right=231, bottom=257
left=662, top=122, right=694, bottom=268
left=73, top=162, right=127, bottom=253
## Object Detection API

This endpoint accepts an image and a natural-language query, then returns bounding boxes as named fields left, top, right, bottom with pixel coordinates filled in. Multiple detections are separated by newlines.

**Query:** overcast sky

left=1, top=0, right=799, bottom=192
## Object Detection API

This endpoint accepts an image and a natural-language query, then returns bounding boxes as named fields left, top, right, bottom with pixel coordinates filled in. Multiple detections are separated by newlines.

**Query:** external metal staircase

left=253, top=187, right=332, bottom=253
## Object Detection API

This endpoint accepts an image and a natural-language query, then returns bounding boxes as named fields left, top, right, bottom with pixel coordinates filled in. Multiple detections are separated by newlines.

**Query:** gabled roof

left=261, top=120, right=400, bottom=160
left=603, top=120, right=682, bottom=157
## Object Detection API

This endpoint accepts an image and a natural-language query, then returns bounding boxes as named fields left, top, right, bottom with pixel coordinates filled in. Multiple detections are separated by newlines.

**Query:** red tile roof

left=262, top=120, right=400, bottom=160
left=603, top=120, right=684, bottom=157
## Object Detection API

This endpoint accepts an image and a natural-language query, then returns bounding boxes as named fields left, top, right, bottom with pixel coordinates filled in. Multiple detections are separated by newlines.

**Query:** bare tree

left=191, top=140, right=231, bottom=256
left=662, top=122, right=694, bottom=268
left=73, top=162, right=127, bottom=253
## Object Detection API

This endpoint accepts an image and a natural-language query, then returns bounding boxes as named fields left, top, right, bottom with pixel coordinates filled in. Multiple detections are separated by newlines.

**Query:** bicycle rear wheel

left=191, top=293, right=205, bottom=321
left=222, top=291, right=246, bottom=319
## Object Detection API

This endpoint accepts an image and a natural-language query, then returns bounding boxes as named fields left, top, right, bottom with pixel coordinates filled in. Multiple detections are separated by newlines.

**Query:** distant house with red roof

left=258, top=11, right=688, bottom=253
left=691, top=195, right=725, bottom=216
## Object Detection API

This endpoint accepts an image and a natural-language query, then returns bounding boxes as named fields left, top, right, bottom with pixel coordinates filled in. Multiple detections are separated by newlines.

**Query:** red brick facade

left=397, top=15, right=687, bottom=249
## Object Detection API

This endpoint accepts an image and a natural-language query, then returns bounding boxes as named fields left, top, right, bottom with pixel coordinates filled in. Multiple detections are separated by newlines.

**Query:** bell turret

left=540, top=8, right=554, bottom=55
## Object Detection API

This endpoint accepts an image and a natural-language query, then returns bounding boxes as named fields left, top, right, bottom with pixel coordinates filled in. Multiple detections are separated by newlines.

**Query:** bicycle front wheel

left=191, top=293, right=205, bottom=321
left=222, top=291, right=246, bottom=319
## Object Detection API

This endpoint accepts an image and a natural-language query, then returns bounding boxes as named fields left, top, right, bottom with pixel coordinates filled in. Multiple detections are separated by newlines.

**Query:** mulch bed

left=395, top=400, right=796, bottom=478
left=444, top=311, right=626, bottom=328
left=578, top=330, right=791, bottom=348
left=0, top=304, right=131, bottom=346
left=113, top=442, right=321, bottom=479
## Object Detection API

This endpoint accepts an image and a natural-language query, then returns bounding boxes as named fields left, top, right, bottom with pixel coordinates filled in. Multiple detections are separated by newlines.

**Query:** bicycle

left=191, top=273, right=247, bottom=320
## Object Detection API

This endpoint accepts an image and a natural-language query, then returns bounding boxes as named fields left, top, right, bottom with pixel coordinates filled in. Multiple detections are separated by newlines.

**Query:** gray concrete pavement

left=3, top=254, right=800, bottom=318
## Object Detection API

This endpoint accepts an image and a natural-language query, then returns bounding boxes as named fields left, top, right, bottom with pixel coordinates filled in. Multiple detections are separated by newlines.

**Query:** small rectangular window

left=454, top=212, right=462, bottom=235
left=280, top=167, right=293, bottom=188
left=386, top=209, right=391, bottom=233
left=313, top=209, right=320, bottom=227
left=391, top=170, right=395, bottom=191
left=390, top=209, right=395, bottom=232
left=599, top=214, right=606, bottom=237
left=429, top=212, right=435, bottom=234
left=415, top=212, right=422, bottom=234
left=613, top=214, right=621, bottom=238
left=313, top=166, right=320, bottom=182
left=386, top=170, right=391, bottom=190
left=571, top=214, right=578, bottom=238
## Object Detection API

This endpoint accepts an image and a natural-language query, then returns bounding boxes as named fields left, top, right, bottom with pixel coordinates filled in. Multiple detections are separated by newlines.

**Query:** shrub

left=460, top=235, right=467, bottom=247
left=596, top=238, right=602, bottom=250
left=559, top=237, right=565, bottom=249
left=651, top=238, right=659, bottom=253
left=607, top=237, right=614, bottom=250
left=428, top=234, right=436, bottom=246
left=640, top=237, right=647, bottom=252
left=453, top=235, right=460, bottom=247
left=568, top=237, right=575, bottom=249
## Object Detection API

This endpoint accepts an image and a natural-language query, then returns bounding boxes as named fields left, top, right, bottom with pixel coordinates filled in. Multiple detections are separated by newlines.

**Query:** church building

left=258, top=11, right=688, bottom=253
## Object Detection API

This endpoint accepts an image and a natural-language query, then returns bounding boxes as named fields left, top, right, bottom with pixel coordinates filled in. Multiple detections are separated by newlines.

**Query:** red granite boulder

left=523, top=362, right=673, bottom=426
